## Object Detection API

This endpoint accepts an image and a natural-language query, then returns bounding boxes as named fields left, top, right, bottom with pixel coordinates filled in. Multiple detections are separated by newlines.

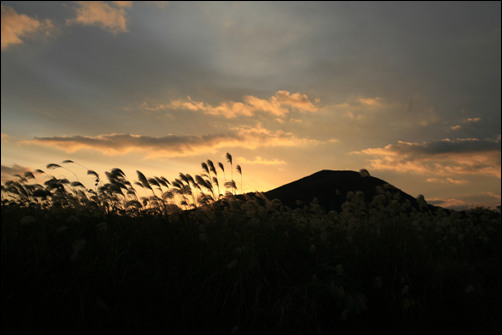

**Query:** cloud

left=358, top=97, right=382, bottom=107
left=137, top=101, right=173, bottom=112
left=171, top=98, right=256, bottom=118
left=335, top=96, right=381, bottom=109
left=381, top=137, right=499, bottom=156
left=159, top=90, right=318, bottom=119
left=24, top=133, right=235, bottom=157
left=428, top=198, right=470, bottom=210
left=355, top=136, right=501, bottom=177
left=237, top=156, right=286, bottom=165
left=234, top=124, right=320, bottom=148
left=486, top=192, right=501, bottom=201
left=1, top=163, right=32, bottom=183
left=426, top=177, right=468, bottom=184
left=425, top=178, right=441, bottom=183
left=66, top=1, right=129, bottom=34
left=450, top=117, right=482, bottom=131
left=1, top=4, right=55, bottom=50
left=328, top=96, right=386, bottom=121
left=416, top=107, right=440, bottom=127
left=112, top=1, right=133, bottom=8
left=445, top=178, right=468, bottom=185
left=23, top=125, right=320, bottom=158
left=465, top=117, right=481, bottom=123
left=149, top=1, right=169, bottom=9
left=428, top=192, right=501, bottom=210
left=273, top=91, right=318, bottom=112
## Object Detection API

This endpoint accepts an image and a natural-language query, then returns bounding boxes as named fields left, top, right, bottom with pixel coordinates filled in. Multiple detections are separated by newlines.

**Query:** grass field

left=1, top=161, right=500, bottom=333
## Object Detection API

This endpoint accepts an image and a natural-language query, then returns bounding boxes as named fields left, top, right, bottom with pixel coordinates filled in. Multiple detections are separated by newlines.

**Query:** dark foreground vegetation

left=1, top=158, right=501, bottom=334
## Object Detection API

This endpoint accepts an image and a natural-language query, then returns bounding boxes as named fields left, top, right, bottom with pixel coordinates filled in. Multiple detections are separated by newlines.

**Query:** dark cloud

left=392, top=137, right=501, bottom=156
left=28, top=133, right=238, bottom=156
left=358, top=136, right=501, bottom=177
left=1, top=163, right=32, bottom=182
left=25, top=126, right=320, bottom=157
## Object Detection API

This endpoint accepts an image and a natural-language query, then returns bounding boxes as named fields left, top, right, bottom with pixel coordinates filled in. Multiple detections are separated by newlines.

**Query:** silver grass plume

left=87, top=170, right=100, bottom=180
left=136, top=170, right=151, bottom=189
left=236, top=164, right=242, bottom=194
left=160, top=176, right=170, bottom=186
left=207, top=160, right=217, bottom=175
left=70, top=181, right=85, bottom=188
left=47, top=163, right=61, bottom=170
left=111, top=168, right=126, bottom=179
left=201, top=162, right=209, bottom=175
left=24, top=172, right=35, bottom=180
left=226, top=152, right=234, bottom=194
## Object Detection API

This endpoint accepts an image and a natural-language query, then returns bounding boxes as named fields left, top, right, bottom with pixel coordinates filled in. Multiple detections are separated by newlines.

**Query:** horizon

left=1, top=1, right=501, bottom=210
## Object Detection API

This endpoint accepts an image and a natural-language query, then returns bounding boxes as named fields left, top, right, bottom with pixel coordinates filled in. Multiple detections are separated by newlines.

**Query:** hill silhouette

left=263, top=170, right=431, bottom=212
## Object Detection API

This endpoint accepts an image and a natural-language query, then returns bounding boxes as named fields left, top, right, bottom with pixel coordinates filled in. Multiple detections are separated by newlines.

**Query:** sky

left=1, top=1, right=501, bottom=210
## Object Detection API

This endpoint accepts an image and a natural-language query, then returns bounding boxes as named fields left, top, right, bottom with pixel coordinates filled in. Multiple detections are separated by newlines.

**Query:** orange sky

left=1, top=2, right=501, bottom=210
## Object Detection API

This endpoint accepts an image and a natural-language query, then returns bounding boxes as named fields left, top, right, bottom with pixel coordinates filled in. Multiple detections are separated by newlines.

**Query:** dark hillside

left=264, top=170, right=425, bottom=212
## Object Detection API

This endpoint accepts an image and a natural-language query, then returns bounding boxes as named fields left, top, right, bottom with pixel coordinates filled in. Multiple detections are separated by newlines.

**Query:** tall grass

left=1, top=153, right=242, bottom=215
left=1, top=156, right=500, bottom=334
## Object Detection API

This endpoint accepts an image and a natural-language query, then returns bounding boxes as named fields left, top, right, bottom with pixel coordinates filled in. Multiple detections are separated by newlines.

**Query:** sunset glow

left=1, top=1, right=500, bottom=210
